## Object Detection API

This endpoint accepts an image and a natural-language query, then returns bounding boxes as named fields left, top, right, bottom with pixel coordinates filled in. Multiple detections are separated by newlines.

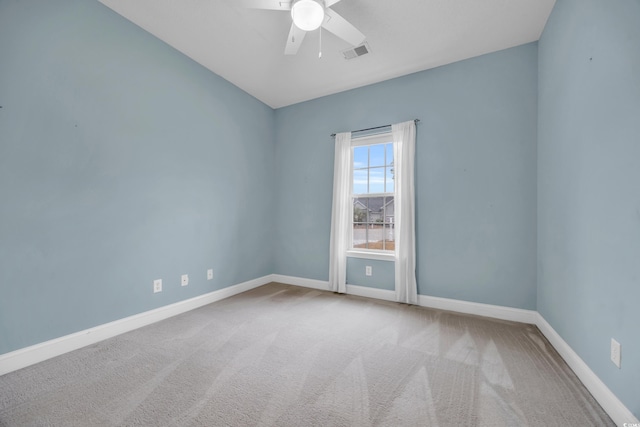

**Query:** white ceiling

left=98, top=0, right=556, bottom=109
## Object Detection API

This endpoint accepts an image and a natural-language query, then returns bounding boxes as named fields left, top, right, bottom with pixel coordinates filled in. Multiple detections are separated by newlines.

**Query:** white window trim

left=349, top=131, right=395, bottom=259
left=346, top=249, right=395, bottom=261
left=350, top=132, right=392, bottom=147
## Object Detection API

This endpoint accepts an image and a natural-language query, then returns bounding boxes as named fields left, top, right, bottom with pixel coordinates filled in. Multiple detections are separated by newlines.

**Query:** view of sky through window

left=353, top=143, right=394, bottom=194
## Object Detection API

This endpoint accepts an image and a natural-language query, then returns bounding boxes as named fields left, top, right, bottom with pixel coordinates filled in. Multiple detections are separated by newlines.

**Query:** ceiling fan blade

left=284, top=22, right=307, bottom=55
left=242, top=0, right=291, bottom=10
left=325, top=0, right=342, bottom=7
left=322, top=8, right=366, bottom=47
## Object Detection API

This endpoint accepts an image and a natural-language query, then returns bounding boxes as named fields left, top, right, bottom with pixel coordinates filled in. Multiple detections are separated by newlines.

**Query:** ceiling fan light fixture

left=291, top=0, right=325, bottom=32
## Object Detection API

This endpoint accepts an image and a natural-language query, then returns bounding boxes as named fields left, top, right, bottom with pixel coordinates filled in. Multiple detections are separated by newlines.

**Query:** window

left=351, top=133, right=395, bottom=253
left=329, top=120, right=416, bottom=301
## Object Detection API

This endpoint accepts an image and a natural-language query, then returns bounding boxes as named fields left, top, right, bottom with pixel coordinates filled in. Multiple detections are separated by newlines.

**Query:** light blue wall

left=0, top=0, right=275, bottom=355
left=274, top=43, right=538, bottom=310
left=2, top=0, right=637, bottom=417
left=346, top=258, right=394, bottom=290
left=537, top=0, right=640, bottom=418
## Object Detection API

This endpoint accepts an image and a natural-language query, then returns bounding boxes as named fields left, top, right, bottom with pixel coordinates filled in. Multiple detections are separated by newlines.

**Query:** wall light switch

left=207, top=269, right=213, bottom=280
left=181, top=274, right=189, bottom=287
left=153, top=279, right=162, bottom=293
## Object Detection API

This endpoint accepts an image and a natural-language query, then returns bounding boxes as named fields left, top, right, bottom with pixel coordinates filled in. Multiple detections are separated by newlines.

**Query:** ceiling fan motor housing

left=291, top=0, right=325, bottom=31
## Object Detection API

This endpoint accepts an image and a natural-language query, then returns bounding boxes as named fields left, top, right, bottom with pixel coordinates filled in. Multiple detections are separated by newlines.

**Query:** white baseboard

left=0, top=275, right=272, bottom=377
left=418, top=294, right=538, bottom=324
left=270, top=275, right=395, bottom=302
left=535, top=314, right=639, bottom=426
left=274, top=275, right=537, bottom=324
left=270, top=274, right=329, bottom=291
left=346, top=284, right=396, bottom=301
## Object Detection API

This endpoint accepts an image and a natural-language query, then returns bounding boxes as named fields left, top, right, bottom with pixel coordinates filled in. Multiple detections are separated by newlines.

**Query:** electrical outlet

left=207, top=269, right=213, bottom=280
left=365, top=266, right=372, bottom=276
left=611, top=338, right=621, bottom=368
left=181, top=274, right=189, bottom=287
left=153, top=279, right=162, bottom=293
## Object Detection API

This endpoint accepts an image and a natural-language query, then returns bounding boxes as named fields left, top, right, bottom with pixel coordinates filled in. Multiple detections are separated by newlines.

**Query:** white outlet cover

left=181, top=274, right=189, bottom=286
left=611, top=338, right=621, bottom=368
left=365, top=266, right=372, bottom=276
left=153, top=279, right=162, bottom=293
left=207, top=269, right=213, bottom=280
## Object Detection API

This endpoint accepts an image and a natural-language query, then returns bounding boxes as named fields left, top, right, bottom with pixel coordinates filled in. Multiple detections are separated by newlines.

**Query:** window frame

left=346, top=132, right=396, bottom=261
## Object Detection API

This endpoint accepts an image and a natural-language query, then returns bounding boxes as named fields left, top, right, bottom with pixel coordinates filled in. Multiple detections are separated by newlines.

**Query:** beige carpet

left=0, top=283, right=613, bottom=426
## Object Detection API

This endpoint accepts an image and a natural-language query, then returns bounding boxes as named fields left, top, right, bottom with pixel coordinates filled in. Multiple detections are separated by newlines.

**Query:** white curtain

left=328, top=132, right=352, bottom=293
left=392, top=121, right=418, bottom=304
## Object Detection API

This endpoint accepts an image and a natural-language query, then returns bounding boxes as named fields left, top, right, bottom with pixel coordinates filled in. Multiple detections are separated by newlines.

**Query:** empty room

left=1, top=0, right=638, bottom=425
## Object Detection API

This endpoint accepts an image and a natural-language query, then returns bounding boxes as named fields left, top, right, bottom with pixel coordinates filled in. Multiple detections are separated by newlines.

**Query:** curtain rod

left=330, top=119, right=420, bottom=138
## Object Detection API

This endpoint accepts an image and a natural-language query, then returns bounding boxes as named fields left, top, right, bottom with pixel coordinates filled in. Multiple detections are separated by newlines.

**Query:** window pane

left=353, top=169, right=368, bottom=194
left=366, top=222, right=384, bottom=250
left=385, top=167, right=394, bottom=193
left=367, top=196, right=384, bottom=223
left=356, top=197, right=371, bottom=222
left=369, top=144, right=385, bottom=167
left=350, top=137, right=395, bottom=253
left=352, top=221, right=395, bottom=252
left=384, top=196, right=395, bottom=222
left=369, top=167, right=384, bottom=193
left=353, top=198, right=368, bottom=222
left=384, top=224, right=395, bottom=251
left=353, top=223, right=367, bottom=249
left=386, top=143, right=394, bottom=166
left=353, top=146, right=368, bottom=169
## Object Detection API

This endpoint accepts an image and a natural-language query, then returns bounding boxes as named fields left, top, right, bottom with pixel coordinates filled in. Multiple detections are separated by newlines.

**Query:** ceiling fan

left=243, top=0, right=366, bottom=55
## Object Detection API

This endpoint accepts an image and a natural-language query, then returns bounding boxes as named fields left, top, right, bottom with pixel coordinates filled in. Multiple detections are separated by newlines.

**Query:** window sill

left=346, top=250, right=395, bottom=261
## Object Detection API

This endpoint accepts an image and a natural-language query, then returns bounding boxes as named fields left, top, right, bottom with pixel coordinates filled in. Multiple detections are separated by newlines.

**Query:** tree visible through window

left=352, top=136, right=395, bottom=251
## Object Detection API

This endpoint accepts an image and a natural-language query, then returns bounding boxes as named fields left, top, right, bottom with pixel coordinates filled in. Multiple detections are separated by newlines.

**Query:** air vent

left=342, top=42, right=371, bottom=60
